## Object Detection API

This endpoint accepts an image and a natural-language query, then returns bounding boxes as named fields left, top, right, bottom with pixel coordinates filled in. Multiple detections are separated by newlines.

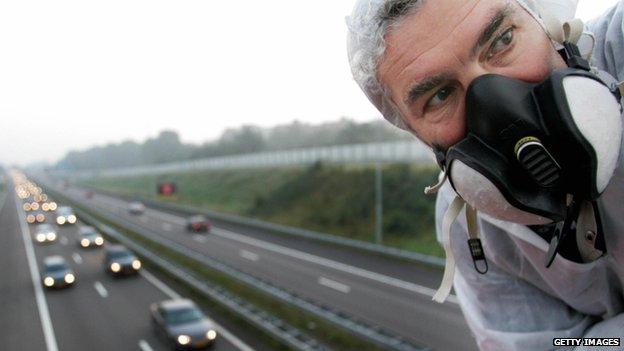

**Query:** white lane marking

left=139, top=269, right=255, bottom=351
left=193, top=234, right=207, bottom=243
left=72, top=253, right=82, bottom=264
left=145, top=208, right=186, bottom=226
left=212, top=228, right=458, bottom=304
left=138, top=340, right=154, bottom=351
left=162, top=223, right=172, bottom=231
left=239, top=249, right=259, bottom=262
left=318, top=276, right=351, bottom=294
left=0, top=188, right=9, bottom=213
left=60, top=236, right=68, bottom=245
left=94, top=281, right=108, bottom=298
left=139, top=270, right=181, bottom=299
left=14, top=193, right=59, bottom=351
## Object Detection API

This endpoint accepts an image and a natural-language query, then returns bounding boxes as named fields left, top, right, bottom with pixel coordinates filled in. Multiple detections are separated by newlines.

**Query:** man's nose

left=459, top=64, right=498, bottom=88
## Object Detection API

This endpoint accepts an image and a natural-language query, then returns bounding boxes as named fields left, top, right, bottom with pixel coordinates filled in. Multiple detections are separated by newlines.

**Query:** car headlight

left=81, top=238, right=90, bottom=247
left=46, top=232, right=56, bottom=241
left=49, top=202, right=57, bottom=211
left=177, top=335, right=191, bottom=345
left=57, top=216, right=66, bottom=225
left=27, top=215, right=35, bottom=223
left=132, top=260, right=141, bottom=270
left=110, top=262, right=121, bottom=272
left=44, top=277, right=55, bottom=287
left=36, top=233, right=46, bottom=242
left=206, top=330, right=217, bottom=340
left=64, top=273, right=75, bottom=284
left=36, top=214, right=45, bottom=222
left=68, top=215, right=76, bottom=224
left=95, top=237, right=104, bottom=245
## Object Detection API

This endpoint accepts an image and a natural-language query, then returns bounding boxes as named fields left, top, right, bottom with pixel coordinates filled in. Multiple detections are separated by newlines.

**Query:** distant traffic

left=10, top=171, right=220, bottom=350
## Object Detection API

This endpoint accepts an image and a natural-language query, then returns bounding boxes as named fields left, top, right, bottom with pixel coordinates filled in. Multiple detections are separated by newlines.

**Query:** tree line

left=56, top=118, right=412, bottom=170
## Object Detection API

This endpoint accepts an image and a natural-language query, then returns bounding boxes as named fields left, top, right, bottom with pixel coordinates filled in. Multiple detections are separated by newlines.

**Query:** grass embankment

left=55, top=188, right=387, bottom=351
left=78, top=163, right=443, bottom=257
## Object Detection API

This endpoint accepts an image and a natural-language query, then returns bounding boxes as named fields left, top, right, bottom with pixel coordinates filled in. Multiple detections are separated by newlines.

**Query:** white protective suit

left=434, top=3, right=624, bottom=350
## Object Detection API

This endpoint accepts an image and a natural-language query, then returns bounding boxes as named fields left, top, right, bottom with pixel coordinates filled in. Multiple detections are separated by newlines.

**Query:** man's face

left=378, top=0, right=566, bottom=149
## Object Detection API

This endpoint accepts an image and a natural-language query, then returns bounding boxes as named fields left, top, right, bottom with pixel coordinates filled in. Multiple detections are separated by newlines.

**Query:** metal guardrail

left=42, top=183, right=328, bottom=351
left=88, top=187, right=445, bottom=268
left=50, top=141, right=435, bottom=179
left=42, top=179, right=430, bottom=351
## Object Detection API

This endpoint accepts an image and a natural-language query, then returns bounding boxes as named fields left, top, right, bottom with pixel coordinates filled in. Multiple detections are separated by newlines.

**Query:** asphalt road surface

left=0, top=185, right=255, bottom=351
left=51, top=179, right=478, bottom=351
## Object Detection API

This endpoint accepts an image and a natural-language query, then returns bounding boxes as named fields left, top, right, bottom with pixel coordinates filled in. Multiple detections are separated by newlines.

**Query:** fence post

left=375, top=161, right=383, bottom=244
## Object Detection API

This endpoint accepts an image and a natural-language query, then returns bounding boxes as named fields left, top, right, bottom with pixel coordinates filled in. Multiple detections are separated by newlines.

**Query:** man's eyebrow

left=471, top=4, right=514, bottom=57
left=404, top=73, right=449, bottom=106
left=402, top=5, right=514, bottom=107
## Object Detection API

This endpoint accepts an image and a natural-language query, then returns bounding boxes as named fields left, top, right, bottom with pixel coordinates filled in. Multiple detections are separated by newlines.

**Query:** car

left=41, top=256, right=76, bottom=289
left=186, top=215, right=211, bottom=233
left=150, top=299, right=217, bottom=350
left=128, top=201, right=145, bottom=215
left=41, top=201, right=58, bottom=212
left=23, top=201, right=40, bottom=212
left=77, top=226, right=104, bottom=248
left=26, top=210, right=46, bottom=224
left=56, top=206, right=77, bottom=225
left=34, top=223, right=57, bottom=244
left=104, top=245, right=141, bottom=275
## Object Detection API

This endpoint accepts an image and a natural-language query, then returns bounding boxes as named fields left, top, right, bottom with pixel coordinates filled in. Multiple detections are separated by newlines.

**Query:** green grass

left=78, top=163, right=443, bottom=257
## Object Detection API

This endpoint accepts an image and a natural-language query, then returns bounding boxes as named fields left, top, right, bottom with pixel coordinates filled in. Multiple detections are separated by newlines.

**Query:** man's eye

left=426, top=86, right=455, bottom=109
left=487, top=27, right=514, bottom=59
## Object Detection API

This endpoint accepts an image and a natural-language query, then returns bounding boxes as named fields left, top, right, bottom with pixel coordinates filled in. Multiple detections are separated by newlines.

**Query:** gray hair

left=346, top=0, right=551, bottom=131
left=346, top=0, right=424, bottom=131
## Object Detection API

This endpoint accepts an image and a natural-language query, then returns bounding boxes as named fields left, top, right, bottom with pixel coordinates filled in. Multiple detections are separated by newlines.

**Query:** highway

left=0, top=178, right=257, bottom=351
left=48, top=178, right=478, bottom=351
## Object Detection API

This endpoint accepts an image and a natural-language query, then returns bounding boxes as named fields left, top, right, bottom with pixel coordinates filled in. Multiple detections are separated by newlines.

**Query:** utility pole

left=375, top=162, right=383, bottom=244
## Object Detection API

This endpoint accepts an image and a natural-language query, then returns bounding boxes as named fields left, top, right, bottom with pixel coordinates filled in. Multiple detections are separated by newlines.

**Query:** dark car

left=77, top=225, right=104, bottom=248
left=186, top=215, right=211, bottom=233
left=104, top=245, right=141, bottom=275
left=42, top=256, right=76, bottom=289
left=151, top=299, right=217, bottom=350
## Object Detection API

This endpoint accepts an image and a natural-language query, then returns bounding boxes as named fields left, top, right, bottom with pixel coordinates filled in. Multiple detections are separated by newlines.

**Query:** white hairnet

left=346, top=0, right=580, bottom=130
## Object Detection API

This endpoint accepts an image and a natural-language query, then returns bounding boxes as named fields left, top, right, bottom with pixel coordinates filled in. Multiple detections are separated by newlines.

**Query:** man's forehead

left=378, top=0, right=516, bottom=88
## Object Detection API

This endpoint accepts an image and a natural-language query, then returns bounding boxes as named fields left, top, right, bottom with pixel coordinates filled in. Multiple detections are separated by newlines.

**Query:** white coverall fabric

left=434, top=4, right=624, bottom=349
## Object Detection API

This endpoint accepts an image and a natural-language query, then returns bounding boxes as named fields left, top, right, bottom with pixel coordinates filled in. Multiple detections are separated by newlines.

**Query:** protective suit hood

left=346, top=0, right=593, bottom=131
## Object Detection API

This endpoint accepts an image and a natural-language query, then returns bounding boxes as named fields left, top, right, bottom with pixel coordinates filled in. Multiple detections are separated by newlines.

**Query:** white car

left=56, top=206, right=77, bottom=225
left=128, top=201, right=145, bottom=215
left=34, top=224, right=57, bottom=243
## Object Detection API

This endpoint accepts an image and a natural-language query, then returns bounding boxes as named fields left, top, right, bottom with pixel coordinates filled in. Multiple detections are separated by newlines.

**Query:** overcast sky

left=0, top=0, right=620, bottom=166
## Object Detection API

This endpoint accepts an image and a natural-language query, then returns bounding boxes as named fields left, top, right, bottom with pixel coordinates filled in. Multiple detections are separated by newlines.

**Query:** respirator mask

left=431, top=42, right=623, bottom=303
left=440, top=46, right=622, bottom=225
